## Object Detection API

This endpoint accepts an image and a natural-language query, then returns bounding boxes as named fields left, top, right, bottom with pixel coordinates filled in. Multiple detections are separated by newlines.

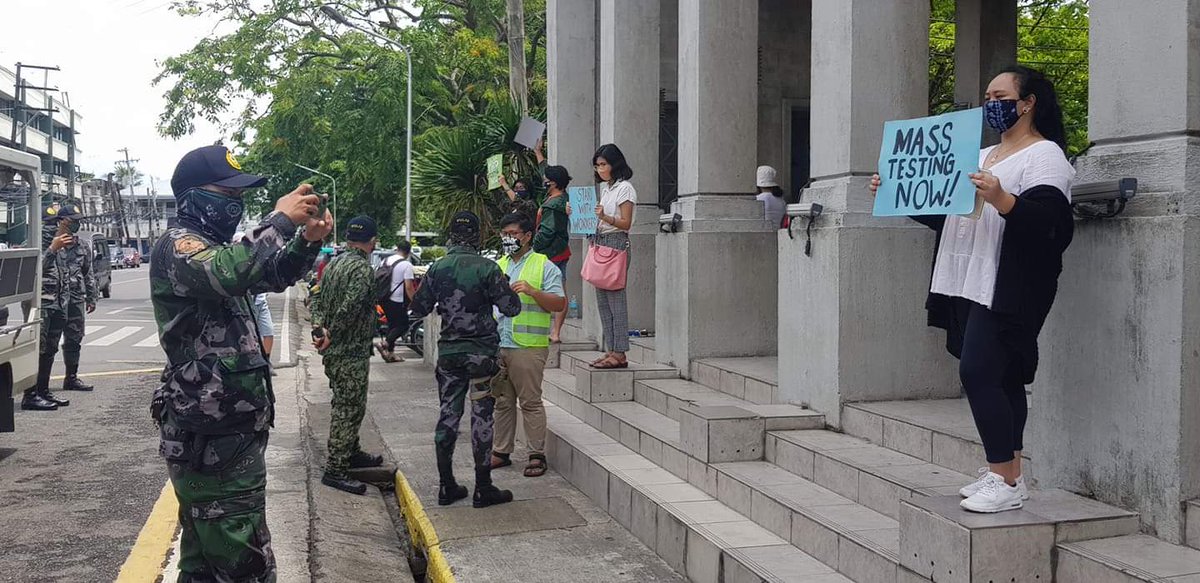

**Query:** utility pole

left=117, top=148, right=139, bottom=248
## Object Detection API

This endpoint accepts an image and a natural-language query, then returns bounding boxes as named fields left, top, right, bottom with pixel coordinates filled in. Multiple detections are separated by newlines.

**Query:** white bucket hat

left=756, top=165, right=779, bottom=188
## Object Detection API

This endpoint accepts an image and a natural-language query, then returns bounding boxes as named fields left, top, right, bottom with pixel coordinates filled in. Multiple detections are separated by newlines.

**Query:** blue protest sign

left=567, top=186, right=598, bottom=236
left=873, top=107, right=982, bottom=217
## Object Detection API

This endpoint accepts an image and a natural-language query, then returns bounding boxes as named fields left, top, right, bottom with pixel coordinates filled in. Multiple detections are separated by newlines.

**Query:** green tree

left=928, top=0, right=1090, bottom=155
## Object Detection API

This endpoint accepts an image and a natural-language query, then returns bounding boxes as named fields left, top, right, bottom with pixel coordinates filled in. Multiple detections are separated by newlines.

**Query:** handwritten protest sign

left=567, top=186, right=598, bottom=236
left=872, top=107, right=982, bottom=217
left=486, top=154, right=503, bottom=190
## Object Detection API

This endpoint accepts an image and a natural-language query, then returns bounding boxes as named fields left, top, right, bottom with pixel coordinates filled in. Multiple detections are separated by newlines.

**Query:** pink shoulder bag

left=581, top=242, right=628, bottom=291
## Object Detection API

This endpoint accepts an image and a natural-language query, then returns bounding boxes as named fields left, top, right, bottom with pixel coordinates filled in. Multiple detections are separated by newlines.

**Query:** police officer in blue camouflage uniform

left=23, top=203, right=92, bottom=411
left=151, top=145, right=330, bottom=582
left=409, top=211, right=524, bottom=508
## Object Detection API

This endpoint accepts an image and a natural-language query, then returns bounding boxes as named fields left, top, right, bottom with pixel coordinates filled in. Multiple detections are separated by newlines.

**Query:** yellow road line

left=395, top=470, right=455, bottom=583
left=50, top=367, right=160, bottom=381
left=115, top=481, right=179, bottom=582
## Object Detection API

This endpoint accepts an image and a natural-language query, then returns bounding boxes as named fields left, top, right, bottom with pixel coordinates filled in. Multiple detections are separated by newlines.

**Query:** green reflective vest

left=498, top=252, right=552, bottom=348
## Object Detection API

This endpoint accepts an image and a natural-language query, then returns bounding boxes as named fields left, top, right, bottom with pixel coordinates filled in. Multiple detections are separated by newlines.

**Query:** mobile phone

left=55, top=220, right=69, bottom=237
left=315, top=193, right=328, bottom=218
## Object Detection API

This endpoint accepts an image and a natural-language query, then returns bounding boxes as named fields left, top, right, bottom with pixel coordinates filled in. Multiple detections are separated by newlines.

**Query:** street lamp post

left=292, top=163, right=338, bottom=244
left=319, top=6, right=413, bottom=241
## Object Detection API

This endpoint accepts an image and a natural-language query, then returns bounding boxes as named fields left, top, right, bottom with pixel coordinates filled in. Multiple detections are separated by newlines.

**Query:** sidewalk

left=364, top=352, right=684, bottom=582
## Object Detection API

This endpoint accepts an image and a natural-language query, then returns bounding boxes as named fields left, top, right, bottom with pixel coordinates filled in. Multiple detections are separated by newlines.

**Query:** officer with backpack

left=311, top=215, right=386, bottom=495
left=375, top=240, right=417, bottom=363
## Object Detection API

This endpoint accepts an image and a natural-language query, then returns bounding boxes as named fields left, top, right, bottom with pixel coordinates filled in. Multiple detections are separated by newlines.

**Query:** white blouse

left=929, top=140, right=1075, bottom=308
left=597, top=180, right=637, bottom=234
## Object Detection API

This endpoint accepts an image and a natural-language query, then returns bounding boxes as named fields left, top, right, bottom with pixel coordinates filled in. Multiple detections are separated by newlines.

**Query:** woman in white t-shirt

left=755, top=165, right=787, bottom=228
left=589, top=144, right=637, bottom=369
left=870, top=66, right=1075, bottom=514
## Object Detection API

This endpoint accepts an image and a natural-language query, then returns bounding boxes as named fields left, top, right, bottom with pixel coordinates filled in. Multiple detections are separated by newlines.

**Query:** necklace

left=985, top=134, right=1037, bottom=169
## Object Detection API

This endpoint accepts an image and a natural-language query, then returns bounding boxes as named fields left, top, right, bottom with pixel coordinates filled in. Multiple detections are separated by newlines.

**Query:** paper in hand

left=514, top=117, right=546, bottom=149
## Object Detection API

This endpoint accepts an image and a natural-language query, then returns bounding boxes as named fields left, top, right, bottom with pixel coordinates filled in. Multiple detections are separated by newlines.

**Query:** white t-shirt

left=384, top=254, right=415, bottom=303
left=757, top=192, right=786, bottom=227
left=930, top=140, right=1075, bottom=309
left=597, top=180, right=637, bottom=234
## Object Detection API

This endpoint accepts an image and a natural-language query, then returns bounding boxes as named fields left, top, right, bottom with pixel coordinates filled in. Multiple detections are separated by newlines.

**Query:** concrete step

left=636, top=377, right=824, bottom=430
left=629, top=336, right=657, bottom=365
left=767, top=429, right=975, bottom=520
left=544, top=404, right=854, bottom=583
left=547, top=340, right=598, bottom=368
left=1187, top=499, right=1200, bottom=551
left=690, top=356, right=780, bottom=405
left=901, top=493, right=1138, bottom=583
left=1057, top=534, right=1200, bottom=582
left=561, top=317, right=589, bottom=343
left=841, top=399, right=1033, bottom=478
left=555, top=349, right=679, bottom=403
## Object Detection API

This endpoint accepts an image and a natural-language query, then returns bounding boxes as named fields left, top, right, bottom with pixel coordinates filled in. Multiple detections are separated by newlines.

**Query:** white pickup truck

left=0, top=145, right=44, bottom=432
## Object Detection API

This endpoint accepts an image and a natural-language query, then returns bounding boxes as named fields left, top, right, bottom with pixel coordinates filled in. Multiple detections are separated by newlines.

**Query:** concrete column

left=953, top=0, right=1018, bottom=108
left=655, top=0, right=777, bottom=371
left=548, top=0, right=596, bottom=330
left=1031, top=0, right=1200, bottom=543
left=778, top=0, right=959, bottom=425
left=591, top=0, right=661, bottom=339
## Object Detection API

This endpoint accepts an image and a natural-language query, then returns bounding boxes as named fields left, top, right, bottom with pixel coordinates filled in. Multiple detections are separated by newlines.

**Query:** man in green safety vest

left=490, top=212, right=566, bottom=478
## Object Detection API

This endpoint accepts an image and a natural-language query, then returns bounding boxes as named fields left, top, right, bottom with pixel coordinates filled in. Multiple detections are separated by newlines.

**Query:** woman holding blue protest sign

left=870, top=66, right=1075, bottom=514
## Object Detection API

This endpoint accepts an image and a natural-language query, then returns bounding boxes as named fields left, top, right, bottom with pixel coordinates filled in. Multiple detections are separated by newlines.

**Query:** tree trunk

left=505, top=0, right=528, bottom=114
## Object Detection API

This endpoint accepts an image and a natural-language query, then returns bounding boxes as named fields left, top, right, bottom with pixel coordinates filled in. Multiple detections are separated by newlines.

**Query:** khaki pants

left=493, top=347, right=549, bottom=457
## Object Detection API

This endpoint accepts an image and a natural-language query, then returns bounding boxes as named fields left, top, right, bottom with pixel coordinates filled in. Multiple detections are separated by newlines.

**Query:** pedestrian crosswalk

left=58, top=322, right=284, bottom=350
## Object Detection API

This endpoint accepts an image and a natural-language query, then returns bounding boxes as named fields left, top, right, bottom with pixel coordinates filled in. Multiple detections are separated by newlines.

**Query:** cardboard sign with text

left=567, top=186, right=598, bottom=236
left=486, top=154, right=503, bottom=190
left=873, top=107, right=982, bottom=217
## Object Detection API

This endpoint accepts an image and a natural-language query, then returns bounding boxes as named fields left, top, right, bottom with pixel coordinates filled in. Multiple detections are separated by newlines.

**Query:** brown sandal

left=524, top=455, right=547, bottom=477
left=593, top=356, right=628, bottom=369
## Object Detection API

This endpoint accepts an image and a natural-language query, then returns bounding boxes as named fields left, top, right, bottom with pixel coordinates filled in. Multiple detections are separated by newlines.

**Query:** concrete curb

left=394, top=470, right=456, bottom=583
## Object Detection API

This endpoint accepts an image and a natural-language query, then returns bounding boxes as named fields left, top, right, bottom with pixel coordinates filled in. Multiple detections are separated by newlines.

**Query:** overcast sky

left=1, top=0, right=228, bottom=190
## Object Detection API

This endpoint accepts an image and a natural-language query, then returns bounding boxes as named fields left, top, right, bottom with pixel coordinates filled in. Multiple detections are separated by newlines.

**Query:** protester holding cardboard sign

left=870, top=66, right=1075, bottom=514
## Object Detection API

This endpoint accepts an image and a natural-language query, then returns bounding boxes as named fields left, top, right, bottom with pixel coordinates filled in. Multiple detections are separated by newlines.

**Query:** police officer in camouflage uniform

left=22, top=203, right=92, bottom=411
left=310, top=215, right=386, bottom=496
left=151, top=145, right=330, bottom=583
left=409, top=211, right=523, bottom=508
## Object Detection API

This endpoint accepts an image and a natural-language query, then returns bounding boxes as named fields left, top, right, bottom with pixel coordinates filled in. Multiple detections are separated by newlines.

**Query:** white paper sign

left=514, top=117, right=546, bottom=149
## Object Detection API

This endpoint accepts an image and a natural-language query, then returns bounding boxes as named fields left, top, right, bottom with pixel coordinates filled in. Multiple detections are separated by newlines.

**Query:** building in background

left=0, top=64, right=82, bottom=202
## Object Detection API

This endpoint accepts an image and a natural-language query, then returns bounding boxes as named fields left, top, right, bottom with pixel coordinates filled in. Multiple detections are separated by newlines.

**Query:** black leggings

left=382, top=299, right=410, bottom=352
left=957, top=299, right=1028, bottom=465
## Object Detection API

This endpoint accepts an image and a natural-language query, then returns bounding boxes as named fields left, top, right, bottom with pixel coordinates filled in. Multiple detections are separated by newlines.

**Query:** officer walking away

left=409, top=211, right=523, bottom=508
left=151, top=145, right=330, bottom=582
left=23, top=203, right=92, bottom=411
left=311, top=215, right=387, bottom=495
left=491, top=212, right=566, bottom=478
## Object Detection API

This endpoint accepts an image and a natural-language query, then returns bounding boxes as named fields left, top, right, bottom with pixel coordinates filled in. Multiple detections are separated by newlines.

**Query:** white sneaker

left=959, top=467, right=1029, bottom=500
left=960, top=472, right=1024, bottom=513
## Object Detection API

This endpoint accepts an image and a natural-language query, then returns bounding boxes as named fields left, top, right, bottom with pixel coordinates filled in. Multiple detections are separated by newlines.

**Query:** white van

left=0, top=146, right=44, bottom=432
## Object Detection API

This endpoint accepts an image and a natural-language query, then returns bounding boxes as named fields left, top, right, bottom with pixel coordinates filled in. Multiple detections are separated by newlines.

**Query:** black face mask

left=176, top=187, right=245, bottom=243
left=515, top=188, right=532, bottom=201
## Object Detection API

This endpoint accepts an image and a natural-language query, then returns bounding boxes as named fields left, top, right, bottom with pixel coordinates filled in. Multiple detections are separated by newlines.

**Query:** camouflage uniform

left=409, top=245, right=522, bottom=491
left=33, top=221, right=96, bottom=398
left=310, top=247, right=376, bottom=477
left=151, top=211, right=320, bottom=582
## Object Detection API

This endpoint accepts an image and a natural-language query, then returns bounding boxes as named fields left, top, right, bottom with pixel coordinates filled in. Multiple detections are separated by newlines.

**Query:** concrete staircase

left=542, top=322, right=1173, bottom=582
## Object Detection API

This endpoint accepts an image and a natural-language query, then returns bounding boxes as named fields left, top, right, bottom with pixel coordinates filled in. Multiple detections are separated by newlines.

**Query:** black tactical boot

left=20, top=391, right=57, bottom=411
left=321, top=473, right=368, bottom=495
left=35, top=357, right=68, bottom=407
left=438, top=483, right=469, bottom=506
left=349, top=451, right=384, bottom=468
left=62, top=375, right=94, bottom=392
left=472, top=484, right=514, bottom=508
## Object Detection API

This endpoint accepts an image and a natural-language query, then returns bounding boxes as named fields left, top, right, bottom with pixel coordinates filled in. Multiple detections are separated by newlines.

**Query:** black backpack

left=375, top=257, right=408, bottom=302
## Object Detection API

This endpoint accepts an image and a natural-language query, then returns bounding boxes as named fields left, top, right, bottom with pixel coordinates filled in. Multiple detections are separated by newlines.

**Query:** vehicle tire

left=407, top=320, right=424, bottom=357
left=102, top=285, right=111, bottom=299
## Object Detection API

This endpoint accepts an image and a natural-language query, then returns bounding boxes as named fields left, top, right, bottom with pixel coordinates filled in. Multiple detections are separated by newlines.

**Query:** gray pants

left=592, top=232, right=630, bottom=353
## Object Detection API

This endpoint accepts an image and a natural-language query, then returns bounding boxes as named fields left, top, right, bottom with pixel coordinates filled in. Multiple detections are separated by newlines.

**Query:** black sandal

left=524, top=454, right=547, bottom=477
left=490, top=452, right=512, bottom=469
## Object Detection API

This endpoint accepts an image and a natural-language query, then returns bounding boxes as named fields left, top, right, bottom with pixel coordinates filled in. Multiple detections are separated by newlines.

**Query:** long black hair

left=593, top=143, right=633, bottom=184
left=1001, top=65, right=1067, bottom=152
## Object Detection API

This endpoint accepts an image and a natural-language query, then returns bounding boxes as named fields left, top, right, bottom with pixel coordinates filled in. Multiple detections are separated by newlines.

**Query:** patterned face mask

left=176, top=187, right=245, bottom=243
left=501, top=235, right=522, bottom=256
left=985, top=99, right=1022, bottom=133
